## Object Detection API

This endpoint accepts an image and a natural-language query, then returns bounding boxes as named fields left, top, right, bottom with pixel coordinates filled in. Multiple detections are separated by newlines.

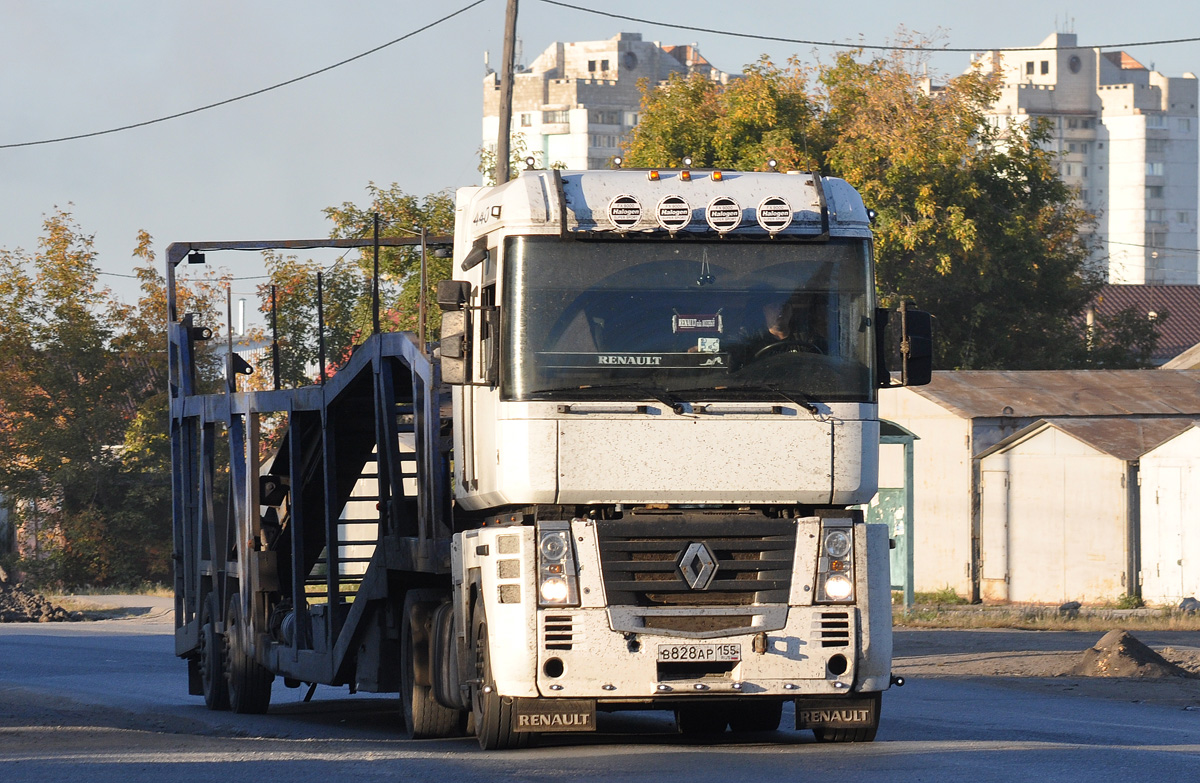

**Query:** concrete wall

left=1140, top=427, right=1200, bottom=604
left=980, top=427, right=1128, bottom=604
left=878, top=388, right=973, bottom=595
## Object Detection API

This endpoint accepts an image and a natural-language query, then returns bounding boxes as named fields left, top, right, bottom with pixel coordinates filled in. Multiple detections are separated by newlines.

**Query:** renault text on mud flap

left=513, top=699, right=597, bottom=733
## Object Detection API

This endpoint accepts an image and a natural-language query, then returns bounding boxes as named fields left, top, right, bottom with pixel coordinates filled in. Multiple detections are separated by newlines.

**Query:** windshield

left=502, top=236, right=875, bottom=402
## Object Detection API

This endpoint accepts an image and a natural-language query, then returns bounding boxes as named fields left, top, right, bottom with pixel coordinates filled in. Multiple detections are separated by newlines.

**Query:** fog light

left=824, top=574, right=853, bottom=600
left=540, top=577, right=569, bottom=603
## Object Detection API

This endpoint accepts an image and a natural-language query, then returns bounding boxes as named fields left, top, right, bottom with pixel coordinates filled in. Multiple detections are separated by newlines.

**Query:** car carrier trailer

left=168, top=166, right=931, bottom=749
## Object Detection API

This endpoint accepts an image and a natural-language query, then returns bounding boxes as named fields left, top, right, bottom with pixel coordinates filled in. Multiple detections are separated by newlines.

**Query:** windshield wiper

left=529, top=383, right=689, bottom=414
left=737, top=384, right=821, bottom=414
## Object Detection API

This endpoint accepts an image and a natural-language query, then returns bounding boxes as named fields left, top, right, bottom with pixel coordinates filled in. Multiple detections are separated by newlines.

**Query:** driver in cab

left=734, top=294, right=826, bottom=368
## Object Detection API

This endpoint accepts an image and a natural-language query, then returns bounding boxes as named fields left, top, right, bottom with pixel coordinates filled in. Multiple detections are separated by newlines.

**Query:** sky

left=2, top=0, right=1198, bottom=326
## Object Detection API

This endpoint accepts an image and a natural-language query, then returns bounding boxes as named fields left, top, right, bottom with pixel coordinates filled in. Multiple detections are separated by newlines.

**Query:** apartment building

left=482, top=32, right=730, bottom=173
left=971, top=32, right=1199, bottom=284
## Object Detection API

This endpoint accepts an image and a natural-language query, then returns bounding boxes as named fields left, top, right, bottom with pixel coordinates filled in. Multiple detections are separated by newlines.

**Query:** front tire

left=470, top=602, right=530, bottom=750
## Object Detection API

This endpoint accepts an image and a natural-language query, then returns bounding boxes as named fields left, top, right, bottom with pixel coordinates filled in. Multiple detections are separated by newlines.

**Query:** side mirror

left=900, top=302, right=933, bottom=387
left=873, top=307, right=891, bottom=388
left=437, top=280, right=471, bottom=312
left=439, top=309, right=467, bottom=385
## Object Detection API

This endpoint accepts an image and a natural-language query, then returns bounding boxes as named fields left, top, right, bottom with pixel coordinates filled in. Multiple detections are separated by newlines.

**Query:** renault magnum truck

left=169, top=166, right=930, bottom=751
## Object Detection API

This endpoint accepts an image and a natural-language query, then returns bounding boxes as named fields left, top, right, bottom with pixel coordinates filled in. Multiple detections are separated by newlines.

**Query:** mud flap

left=512, top=698, right=597, bottom=732
left=794, top=694, right=879, bottom=730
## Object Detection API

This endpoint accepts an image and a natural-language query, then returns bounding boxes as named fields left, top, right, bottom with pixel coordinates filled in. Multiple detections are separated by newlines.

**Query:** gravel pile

left=0, top=566, right=83, bottom=622
left=1072, top=630, right=1195, bottom=678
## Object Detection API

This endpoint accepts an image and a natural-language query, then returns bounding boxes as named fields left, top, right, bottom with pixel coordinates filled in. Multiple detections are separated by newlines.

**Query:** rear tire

left=728, top=700, right=783, bottom=732
left=401, top=589, right=467, bottom=738
left=811, top=693, right=881, bottom=743
left=675, top=704, right=729, bottom=734
left=471, top=602, right=530, bottom=750
left=224, top=595, right=273, bottom=714
left=199, top=595, right=229, bottom=711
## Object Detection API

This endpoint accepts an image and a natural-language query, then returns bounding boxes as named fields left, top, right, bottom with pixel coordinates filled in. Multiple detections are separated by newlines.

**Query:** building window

left=1146, top=162, right=1165, bottom=176
left=1182, top=118, right=1193, bottom=132
left=1179, top=212, right=1192, bottom=224
left=1081, top=190, right=1089, bottom=202
left=587, top=60, right=596, bottom=72
left=543, top=110, right=569, bottom=124
left=1098, top=142, right=1104, bottom=149
left=601, top=59, right=609, bottom=71
left=1083, top=166, right=1088, bottom=177
left=1067, top=118, right=1077, bottom=129
left=1041, top=60, right=1049, bottom=74
left=1065, top=163, right=1076, bottom=176
left=589, top=109, right=620, bottom=125
left=1081, top=142, right=1089, bottom=153
left=1068, top=142, right=1077, bottom=152
left=1146, top=185, right=1164, bottom=199
left=1148, top=209, right=1166, bottom=221
left=1147, top=139, right=1166, bottom=153
left=1146, top=114, right=1166, bottom=128
left=1026, top=61, right=1034, bottom=75
left=519, top=113, right=532, bottom=127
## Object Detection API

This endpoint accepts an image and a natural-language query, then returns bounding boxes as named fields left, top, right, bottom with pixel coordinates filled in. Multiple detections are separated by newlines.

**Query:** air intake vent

left=816, top=611, right=850, bottom=648
left=544, top=615, right=574, bottom=650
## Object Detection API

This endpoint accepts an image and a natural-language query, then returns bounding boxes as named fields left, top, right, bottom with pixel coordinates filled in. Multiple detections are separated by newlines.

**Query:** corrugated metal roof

left=1094, top=285, right=1200, bottom=363
left=913, top=370, right=1200, bottom=419
left=1043, top=417, right=1199, bottom=460
left=979, top=417, right=1200, bottom=461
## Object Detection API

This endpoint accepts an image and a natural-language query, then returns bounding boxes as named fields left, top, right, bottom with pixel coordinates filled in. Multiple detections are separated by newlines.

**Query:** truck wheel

left=401, top=590, right=467, bottom=738
left=675, top=704, right=729, bottom=734
left=811, top=693, right=881, bottom=743
left=471, top=602, right=530, bottom=750
left=199, top=595, right=230, bottom=711
left=728, top=700, right=782, bottom=732
left=224, top=595, right=273, bottom=714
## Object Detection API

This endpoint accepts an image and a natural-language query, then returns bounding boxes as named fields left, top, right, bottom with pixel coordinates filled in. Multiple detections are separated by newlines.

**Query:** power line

left=0, top=0, right=490, bottom=150
left=537, top=0, right=1200, bottom=53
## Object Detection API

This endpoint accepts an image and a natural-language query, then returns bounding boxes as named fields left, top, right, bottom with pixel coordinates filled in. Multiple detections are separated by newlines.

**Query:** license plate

left=656, top=643, right=742, bottom=662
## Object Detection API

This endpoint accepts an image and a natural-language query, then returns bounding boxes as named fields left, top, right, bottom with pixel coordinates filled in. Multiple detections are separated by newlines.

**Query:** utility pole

left=494, top=0, right=518, bottom=185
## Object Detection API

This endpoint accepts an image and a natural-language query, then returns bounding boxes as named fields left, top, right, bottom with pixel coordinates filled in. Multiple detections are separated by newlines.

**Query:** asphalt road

left=1, top=614, right=1199, bottom=782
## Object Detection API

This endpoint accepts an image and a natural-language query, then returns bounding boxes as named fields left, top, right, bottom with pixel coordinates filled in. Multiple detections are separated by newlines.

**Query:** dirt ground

left=893, top=627, right=1200, bottom=708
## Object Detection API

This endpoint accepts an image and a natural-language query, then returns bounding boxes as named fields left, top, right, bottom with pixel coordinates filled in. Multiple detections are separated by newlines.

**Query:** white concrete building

left=878, top=370, right=1200, bottom=601
left=971, top=32, right=1199, bottom=284
left=482, top=33, right=730, bottom=174
left=976, top=417, right=1194, bottom=604
left=1139, top=423, right=1200, bottom=604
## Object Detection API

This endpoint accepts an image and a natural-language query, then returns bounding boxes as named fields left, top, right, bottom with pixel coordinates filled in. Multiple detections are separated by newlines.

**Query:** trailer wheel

left=729, top=700, right=783, bottom=732
left=811, top=693, right=881, bottom=743
left=401, top=590, right=467, bottom=738
left=675, top=704, right=729, bottom=735
left=224, top=596, right=273, bottom=714
left=199, top=595, right=230, bottom=711
left=470, top=602, right=530, bottom=750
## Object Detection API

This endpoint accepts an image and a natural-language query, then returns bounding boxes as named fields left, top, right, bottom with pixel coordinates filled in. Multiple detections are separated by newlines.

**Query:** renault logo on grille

left=679, top=542, right=719, bottom=590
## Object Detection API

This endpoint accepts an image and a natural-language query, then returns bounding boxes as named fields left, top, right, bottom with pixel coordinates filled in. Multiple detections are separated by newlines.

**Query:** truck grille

left=595, top=519, right=796, bottom=607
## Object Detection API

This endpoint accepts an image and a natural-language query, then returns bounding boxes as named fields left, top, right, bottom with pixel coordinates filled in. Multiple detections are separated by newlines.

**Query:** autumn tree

left=623, top=48, right=1161, bottom=370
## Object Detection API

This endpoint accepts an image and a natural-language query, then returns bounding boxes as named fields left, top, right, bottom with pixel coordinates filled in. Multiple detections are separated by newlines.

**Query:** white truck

left=168, top=167, right=931, bottom=750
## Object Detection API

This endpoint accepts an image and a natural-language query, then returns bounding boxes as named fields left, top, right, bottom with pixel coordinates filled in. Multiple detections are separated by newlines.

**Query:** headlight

left=824, top=529, right=852, bottom=558
left=540, top=577, right=570, bottom=603
left=816, top=521, right=855, bottom=604
left=823, top=574, right=853, bottom=600
left=537, top=522, right=580, bottom=607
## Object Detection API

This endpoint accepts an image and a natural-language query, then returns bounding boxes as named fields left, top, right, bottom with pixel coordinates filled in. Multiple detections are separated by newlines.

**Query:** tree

left=623, top=47, right=1160, bottom=370
left=0, top=210, right=162, bottom=585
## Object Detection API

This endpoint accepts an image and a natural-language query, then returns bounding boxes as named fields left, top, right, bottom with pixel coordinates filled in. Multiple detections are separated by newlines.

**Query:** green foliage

left=0, top=211, right=170, bottom=588
left=624, top=47, right=1161, bottom=370
left=913, top=587, right=969, bottom=605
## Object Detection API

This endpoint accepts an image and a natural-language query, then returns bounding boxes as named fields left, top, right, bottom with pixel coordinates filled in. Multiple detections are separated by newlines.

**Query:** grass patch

left=63, top=582, right=171, bottom=597
left=894, top=587, right=968, bottom=605
left=894, top=605, right=1200, bottom=632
